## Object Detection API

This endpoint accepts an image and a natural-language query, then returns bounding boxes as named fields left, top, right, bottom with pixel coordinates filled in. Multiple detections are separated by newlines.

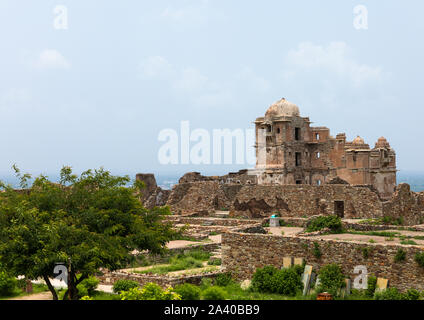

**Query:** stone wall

left=222, top=230, right=424, bottom=292
left=97, top=268, right=224, bottom=289
left=230, top=184, right=382, bottom=219
left=382, top=183, right=424, bottom=225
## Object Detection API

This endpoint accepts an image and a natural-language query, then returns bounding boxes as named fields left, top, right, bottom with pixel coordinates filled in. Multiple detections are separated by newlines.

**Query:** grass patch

left=0, top=283, right=49, bottom=300
left=134, top=249, right=212, bottom=275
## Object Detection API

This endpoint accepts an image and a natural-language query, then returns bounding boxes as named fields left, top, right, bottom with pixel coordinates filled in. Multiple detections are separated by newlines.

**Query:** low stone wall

left=222, top=231, right=424, bottom=292
left=165, top=216, right=259, bottom=227
left=97, top=268, right=224, bottom=289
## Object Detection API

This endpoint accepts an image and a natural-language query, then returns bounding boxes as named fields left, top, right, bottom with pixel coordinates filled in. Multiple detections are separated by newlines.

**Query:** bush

left=174, top=283, right=201, bottom=300
left=365, top=275, right=377, bottom=298
left=200, top=278, right=213, bottom=290
left=306, top=215, right=343, bottom=233
left=415, top=252, right=424, bottom=268
left=76, top=283, right=89, bottom=298
left=120, top=283, right=181, bottom=300
left=207, top=258, right=221, bottom=266
left=317, top=264, right=345, bottom=296
left=403, top=289, right=420, bottom=300
left=374, top=287, right=402, bottom=300
left=394, top=248, right=406, bottom=262
left=79, top=276, right=99, bottom=295
left=313, top=242, right=322, bottom=259
left=0, top=271, right=17, bottom=296
left=202, top=286, right=227, bottom=300
left=251, top=265, right=278, bottom=293
left=113, top=279, right=139, bottom=293
left=270, top=268, right=303, bottom=296
left=251, top=265, right=302, bottom=296
left=214, top=273, right=233, bottom=287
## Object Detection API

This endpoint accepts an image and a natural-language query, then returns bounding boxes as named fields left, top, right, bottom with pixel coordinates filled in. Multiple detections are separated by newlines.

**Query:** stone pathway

left=8, top=291, right=53, bottom=300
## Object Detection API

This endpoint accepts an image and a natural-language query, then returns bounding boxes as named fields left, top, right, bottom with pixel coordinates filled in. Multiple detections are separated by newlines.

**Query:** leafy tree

left=0, top=166, right=176, bottom=300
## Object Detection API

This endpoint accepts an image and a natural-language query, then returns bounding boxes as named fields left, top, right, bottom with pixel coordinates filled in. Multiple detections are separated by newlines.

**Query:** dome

left=352, top=136, right=365, bottom=145
left=265, top=98, right=300, bottom=118
left=375, top=136, right=390, bottom=148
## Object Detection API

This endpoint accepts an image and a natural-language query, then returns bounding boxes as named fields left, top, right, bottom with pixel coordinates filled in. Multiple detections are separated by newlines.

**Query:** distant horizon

left=1, top=167, right=424, bottom=192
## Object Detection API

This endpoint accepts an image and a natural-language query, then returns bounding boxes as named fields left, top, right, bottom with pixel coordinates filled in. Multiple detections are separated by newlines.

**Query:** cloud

left=0, top=88, right=30, bottom=104
left=34, top=49, right=71, bottom=70
left=280, top=42, right=391, bottom=111
left=138, top=55, right=174, bottom=79
left=285, top=42, right=384, bottom=87
left=160, top=0, right=212, bottom=24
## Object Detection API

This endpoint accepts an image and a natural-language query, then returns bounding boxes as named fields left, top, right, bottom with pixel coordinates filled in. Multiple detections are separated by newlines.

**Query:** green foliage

left=251, top=265, right=302, bottom=296
left=0, top=166, right=176, bottom=300
left=365, top=275, right=377, bottom=298
left=139, top=256, right=203, bottom=274
left=317, top=264, right=345, bottom=296
left=313, top=242, right=322, bottom=259
left=202, top=286, right=227, bottom=300
left=174, top=283, right=201, bottom=300
left=208, top=258, right=221, bottom=266
left=200, top=278, right=213, bottom=290
left=404, top=289, right=420, bottom=300
left=414, top=252, right=424, bottom=268
left=374, top=288, right=402, bottom=300
left=214, top=272, right=233, bottom=287
left=0, top=271, right=17, bottom=296
left=306, top=215, right=343, bottom=233
left=400, top=240, right=417, bottom=245
left=80, top=296, right=94, bottom=300
left=394, top=248, right=406, bottom=262
left=361, top=247, right=371, bottom=259
left=112, top=279, right=139, bottom=293
left=120, top=283, right=181, bottom=300
left=251, top=265, right=278, bottom=293
left=78, top=276, right=99, bottom=296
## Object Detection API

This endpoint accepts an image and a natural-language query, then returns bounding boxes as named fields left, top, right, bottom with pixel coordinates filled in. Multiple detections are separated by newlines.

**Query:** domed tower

left=254, top=98, right=331, bottom=185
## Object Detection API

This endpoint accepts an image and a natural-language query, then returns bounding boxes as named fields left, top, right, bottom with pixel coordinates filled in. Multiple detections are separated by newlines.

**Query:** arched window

left=316, top=152, right=321, bottom=159
left=317, top=179, right=322, bottom=186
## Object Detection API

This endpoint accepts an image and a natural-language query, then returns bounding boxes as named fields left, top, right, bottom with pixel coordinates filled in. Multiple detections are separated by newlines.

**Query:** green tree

left=0, top=166, right=176, bottom=300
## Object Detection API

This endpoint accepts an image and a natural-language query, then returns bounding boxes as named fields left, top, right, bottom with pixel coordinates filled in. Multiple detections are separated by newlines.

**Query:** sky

left=0, top=0, right=423, bottom=181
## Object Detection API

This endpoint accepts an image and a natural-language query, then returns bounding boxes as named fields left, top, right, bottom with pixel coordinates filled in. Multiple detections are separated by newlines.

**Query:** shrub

left=120, top=283, right=181, bottom=300
left=306, top=215, right=343, bottom=233
left=113, top=279, right=139, bottom=293
left=200, top=278, right=213, bottom=290
left=403, top=289, right=420, bottom=300
left=207, top=258, right=221, bottom=266
left=80, top=295, right=94, bottom=300
left=394, top=248, right=406, bottom=262
left=174, top=283, right=201, bottom=300
left=251, top=265, right=302, bottom=296
left=365, top=275, right=377, bottom=298
left=214, top=273, right=233, bottom=287
left=313, top=242, right=322, bottom=259
left=79, top=276, right=99, bottom=296
left=270, top=268, right=303, bottom=296
left=415, top=252, right=424, bottom=268
left=317, top=264, right=345, bottom=296
left=76, top=283, right=89, bottom=298
left=361, top=247, right=371, bottom=259
left=202, top=286, right=227, bottom=300
left=0, top=271, right=17, bottom=296
left=374, top=287, right=402, bottom=300
left=251, top=265, right=278, bottom=293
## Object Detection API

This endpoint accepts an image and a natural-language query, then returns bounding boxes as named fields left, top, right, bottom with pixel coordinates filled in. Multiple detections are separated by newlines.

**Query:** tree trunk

left=43, top=274, right=58, bottom=300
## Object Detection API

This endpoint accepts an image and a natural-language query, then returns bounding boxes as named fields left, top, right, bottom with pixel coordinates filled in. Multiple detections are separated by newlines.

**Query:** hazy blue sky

left=1, top=0, right=423, bottom=180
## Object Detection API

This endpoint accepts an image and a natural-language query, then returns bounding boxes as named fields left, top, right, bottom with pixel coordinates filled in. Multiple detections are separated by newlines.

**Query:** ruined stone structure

left=222, top=226, right=424, bottom=292
left=253, top=98, right=397, bottom=199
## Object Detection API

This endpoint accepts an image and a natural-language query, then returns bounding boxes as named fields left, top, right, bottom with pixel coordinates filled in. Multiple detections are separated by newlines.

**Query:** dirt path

left=8, top=291, right=53, bottom=300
